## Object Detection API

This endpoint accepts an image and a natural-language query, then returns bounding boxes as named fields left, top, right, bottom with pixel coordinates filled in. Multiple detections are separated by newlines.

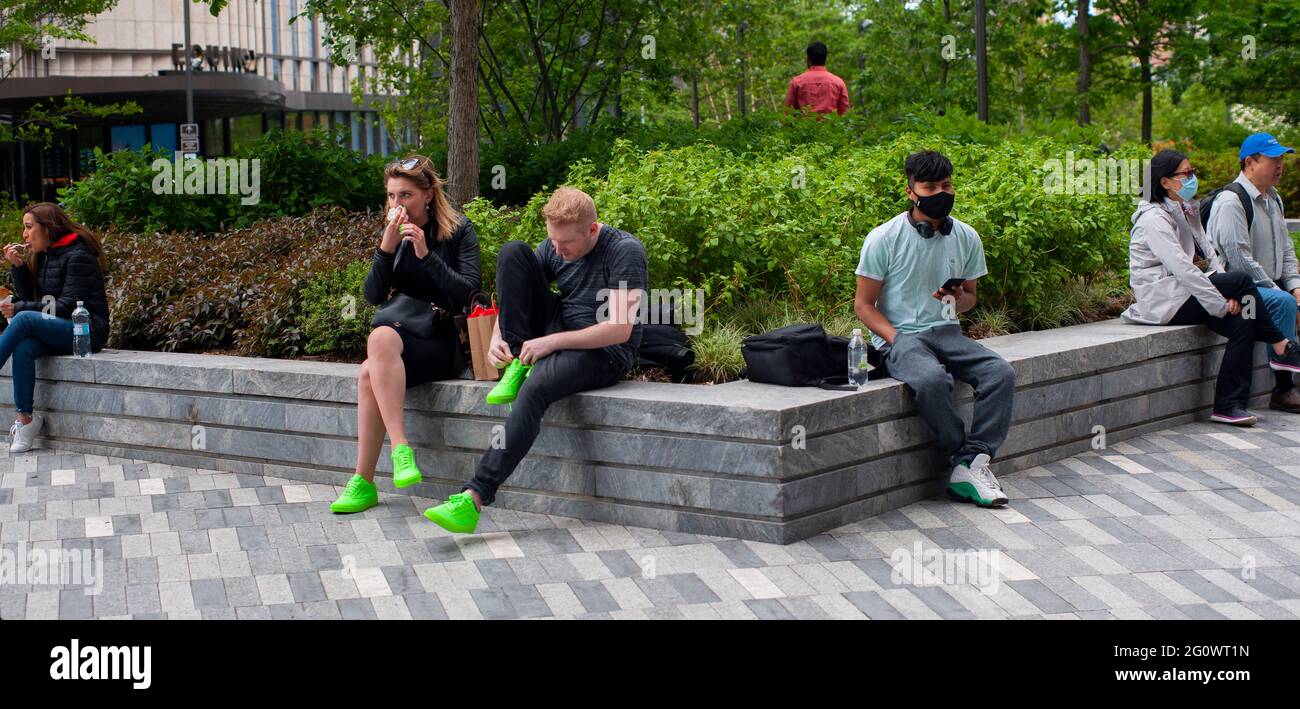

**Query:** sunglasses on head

left=391, top=157, right=423, bottom=170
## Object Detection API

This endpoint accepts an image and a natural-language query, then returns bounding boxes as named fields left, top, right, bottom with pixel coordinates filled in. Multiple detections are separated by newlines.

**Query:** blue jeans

left=0, top=311, right=74, bottom=414
left=1257, top=286, right=1298, bottom=343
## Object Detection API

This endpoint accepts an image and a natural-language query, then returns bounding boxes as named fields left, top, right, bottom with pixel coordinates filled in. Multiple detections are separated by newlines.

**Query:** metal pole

left=975, top=0, right=988, bottom=122
left=184, top=0, right=194, bottom=125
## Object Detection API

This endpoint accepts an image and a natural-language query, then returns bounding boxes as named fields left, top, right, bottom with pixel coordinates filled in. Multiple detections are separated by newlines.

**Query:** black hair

left=806, top=42, right=828, bottom=66
left=1147, top=149, right=1187, bottom=203
left=905, top=150, right=953, bottom=187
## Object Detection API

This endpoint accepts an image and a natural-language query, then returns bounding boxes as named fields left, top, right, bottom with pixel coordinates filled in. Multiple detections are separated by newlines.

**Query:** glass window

left=270, top=0, right=282, bottom=81
left=41, top=132, right=74, bottom=200
left=110, top=125, right=146, bottom=152
left=202, top=118, right=227, bottom=156
left=333, top=111, right=349, bottom=145
left=77, top=127, right=108, bottom=176
left=149, top=123, right=177, bottom=155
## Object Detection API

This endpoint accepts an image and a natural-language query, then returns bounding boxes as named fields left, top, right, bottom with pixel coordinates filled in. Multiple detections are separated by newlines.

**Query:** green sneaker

left=330, top=474, right=379, bottom=513
left=423, top=492, right=480, bottom=533
left=485, top=358, right=532, bottom=405
left=391, top=443, right=422, bottom=488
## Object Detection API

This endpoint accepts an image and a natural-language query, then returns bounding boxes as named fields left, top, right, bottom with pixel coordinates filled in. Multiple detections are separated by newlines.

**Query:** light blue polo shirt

left=854, top=212, right=989, bottom=349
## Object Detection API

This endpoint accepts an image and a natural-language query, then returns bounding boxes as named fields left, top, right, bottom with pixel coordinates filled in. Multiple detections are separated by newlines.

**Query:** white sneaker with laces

left=947, top=453, right=1008, bottom=508
left=9, top=414, right=43, bottom=454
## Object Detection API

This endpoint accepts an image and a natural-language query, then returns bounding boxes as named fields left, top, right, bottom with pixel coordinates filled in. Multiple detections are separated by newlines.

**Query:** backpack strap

left=1224, top=181, right=1254, bottom=230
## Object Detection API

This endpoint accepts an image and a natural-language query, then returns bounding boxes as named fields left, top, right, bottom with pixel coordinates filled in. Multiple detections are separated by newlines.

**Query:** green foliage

left=298, top=260, right=377, bottom=356
left=230, top=129, right=387, bottom=228
left=59, top=144, right=222, bottom=234
left=102, top=207, right=380, bottom=357
left=467, top=135, right=1138, bottom=325
left=0, top=93, right=141, bottom=145
left=688, top=321, right=748, bottom=384
left=0, top=194, right=22, bottom=244
left=58, top=130, right=386, bottom=234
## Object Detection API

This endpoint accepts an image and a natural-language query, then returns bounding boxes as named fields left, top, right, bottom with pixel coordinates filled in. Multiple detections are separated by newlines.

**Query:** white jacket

left=1122, top=198, right=1229, bottom=325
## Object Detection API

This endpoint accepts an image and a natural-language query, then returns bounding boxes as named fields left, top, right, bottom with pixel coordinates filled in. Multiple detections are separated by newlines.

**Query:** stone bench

left=0, top=319, right=1277, bottom=544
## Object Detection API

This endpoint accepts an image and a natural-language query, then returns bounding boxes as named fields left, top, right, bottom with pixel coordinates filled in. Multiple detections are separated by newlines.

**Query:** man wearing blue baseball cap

left=1207, top=132, right=1300, bottom=412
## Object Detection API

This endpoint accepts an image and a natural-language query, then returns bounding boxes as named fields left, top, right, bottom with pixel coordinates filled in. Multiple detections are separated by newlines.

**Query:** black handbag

left=371, top=293, right=441, bottom=339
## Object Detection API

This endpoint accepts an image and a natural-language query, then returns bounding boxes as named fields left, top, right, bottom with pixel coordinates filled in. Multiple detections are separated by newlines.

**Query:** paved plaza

left=3, top=410, right=1300, bottom=620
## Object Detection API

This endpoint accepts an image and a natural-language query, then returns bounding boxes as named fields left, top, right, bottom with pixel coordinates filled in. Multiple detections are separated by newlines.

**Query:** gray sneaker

left=9, top=414, right=43, bottom=454
left=947, top=453, right=1009, bottom=508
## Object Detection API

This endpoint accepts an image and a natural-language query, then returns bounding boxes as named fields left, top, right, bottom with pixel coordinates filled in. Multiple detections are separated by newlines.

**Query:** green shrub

left=298, top=259, right=377, bottom=356
left=466, top=135, right=1139, bottom=328
left=689, top=321, right=748, bottom=384
left=60, top=144, right=227, bottom=233
left=60, top=129, right=386, bottom=234
left=103, top=206, right=381, bottom=356
left=230, top=129, right=386, bottom=228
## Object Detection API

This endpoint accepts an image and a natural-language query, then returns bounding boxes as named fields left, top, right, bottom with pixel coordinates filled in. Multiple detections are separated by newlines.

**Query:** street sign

left=180, top=123, right=200, bottom=153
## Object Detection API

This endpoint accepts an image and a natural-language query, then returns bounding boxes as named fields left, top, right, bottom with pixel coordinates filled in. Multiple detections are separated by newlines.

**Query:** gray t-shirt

left=535, top=224, right=648, bottom=371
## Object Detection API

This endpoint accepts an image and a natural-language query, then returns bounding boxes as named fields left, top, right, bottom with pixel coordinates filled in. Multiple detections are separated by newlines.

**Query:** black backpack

left=740, top=323, right=880, bottom=390
left=1199, top=182, right=1253, bottom=231
left=635, top=324, right=695, bottom=383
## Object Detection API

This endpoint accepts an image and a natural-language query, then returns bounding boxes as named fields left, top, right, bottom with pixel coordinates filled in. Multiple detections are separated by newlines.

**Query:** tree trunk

left=1140, top=51, right=1152, bottom=144
left=447, top=0, right=480, bottom=207
left=940, top=0, right=950, bottom=89
left=1076, top=0, right=1091, bottom=126
left=691, top=76, right=700, bottom=128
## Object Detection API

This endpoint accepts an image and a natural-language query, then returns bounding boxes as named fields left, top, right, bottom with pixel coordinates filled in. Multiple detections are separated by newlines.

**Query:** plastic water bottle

left=72, top=301, right=91, bottom=358
left=848, top=328, right=870, bottom=388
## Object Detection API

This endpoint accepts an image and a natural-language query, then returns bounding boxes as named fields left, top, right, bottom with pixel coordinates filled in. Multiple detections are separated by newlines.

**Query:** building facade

left=1, top=0, right=400, bottom=202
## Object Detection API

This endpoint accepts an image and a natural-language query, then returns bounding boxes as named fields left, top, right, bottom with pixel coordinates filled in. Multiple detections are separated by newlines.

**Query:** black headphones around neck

left=907, top=211, right=953, bottom=239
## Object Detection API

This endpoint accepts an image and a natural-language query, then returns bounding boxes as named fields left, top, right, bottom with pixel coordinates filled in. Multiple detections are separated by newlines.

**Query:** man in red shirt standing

left=785, top=41, right=850, bottom=116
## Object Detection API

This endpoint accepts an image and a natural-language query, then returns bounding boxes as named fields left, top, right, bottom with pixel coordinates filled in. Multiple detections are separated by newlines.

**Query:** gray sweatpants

left=880, top=324, right=1016, bottom=469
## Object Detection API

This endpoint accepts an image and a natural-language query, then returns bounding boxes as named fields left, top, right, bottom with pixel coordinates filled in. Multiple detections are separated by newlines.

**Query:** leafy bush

left=61, top=129, right=386, bottom=234
left=0, top=195, right=22, bottom=247
left=102, top=206, right=381, bottom=357
left=298, top=259, right=376, bottom=356
left=232, top=129, right=386, bottom=228
left=60, top=145, right=226, bottom=234
left=465, top=135, right=1140, bottom=327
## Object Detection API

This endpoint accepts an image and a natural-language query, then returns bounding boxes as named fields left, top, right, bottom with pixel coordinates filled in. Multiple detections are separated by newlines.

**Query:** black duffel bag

left=740, top=323, right=879, bottom=390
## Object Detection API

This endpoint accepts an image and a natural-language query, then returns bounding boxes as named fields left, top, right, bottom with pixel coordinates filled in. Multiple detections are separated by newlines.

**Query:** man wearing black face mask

left=854, top=150, right=1016, bottom=508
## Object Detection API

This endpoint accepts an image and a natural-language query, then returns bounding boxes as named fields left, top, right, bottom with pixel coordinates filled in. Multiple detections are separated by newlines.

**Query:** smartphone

left=939, top=277, right=965, bottom=293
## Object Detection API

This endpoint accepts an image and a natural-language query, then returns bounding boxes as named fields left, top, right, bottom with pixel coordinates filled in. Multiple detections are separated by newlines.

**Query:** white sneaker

left=947, top=453, right=1008, bottom=508
left=9, top=414, right=43, bottom=454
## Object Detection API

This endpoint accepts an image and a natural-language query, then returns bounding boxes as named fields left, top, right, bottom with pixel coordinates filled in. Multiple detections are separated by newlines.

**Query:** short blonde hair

left=541, top=186, right=597, bottom=227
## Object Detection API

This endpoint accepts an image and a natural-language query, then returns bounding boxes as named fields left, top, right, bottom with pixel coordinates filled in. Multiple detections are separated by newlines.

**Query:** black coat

left=363, top=216, right=482, bottom=312
left=11, top=235, right=111, bottom=351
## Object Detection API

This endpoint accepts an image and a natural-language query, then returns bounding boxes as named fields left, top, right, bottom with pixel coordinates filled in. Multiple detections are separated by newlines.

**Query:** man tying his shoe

left=423, top=186, right=647, bottom=533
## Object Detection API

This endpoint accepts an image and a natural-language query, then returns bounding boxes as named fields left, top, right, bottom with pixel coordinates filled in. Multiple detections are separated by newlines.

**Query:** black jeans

left=465, top=241, right=624, bottom=506
left=1168, top=271, right=1285, bottom=412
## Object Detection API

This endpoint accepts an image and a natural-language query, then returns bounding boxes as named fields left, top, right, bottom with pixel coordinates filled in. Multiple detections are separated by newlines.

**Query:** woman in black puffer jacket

left=1, top=202, right=110, bottom=453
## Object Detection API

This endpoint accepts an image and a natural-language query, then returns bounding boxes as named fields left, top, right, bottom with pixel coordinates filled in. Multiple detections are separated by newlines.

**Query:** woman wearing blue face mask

left=1123, top=149, right=1300, bottom=426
